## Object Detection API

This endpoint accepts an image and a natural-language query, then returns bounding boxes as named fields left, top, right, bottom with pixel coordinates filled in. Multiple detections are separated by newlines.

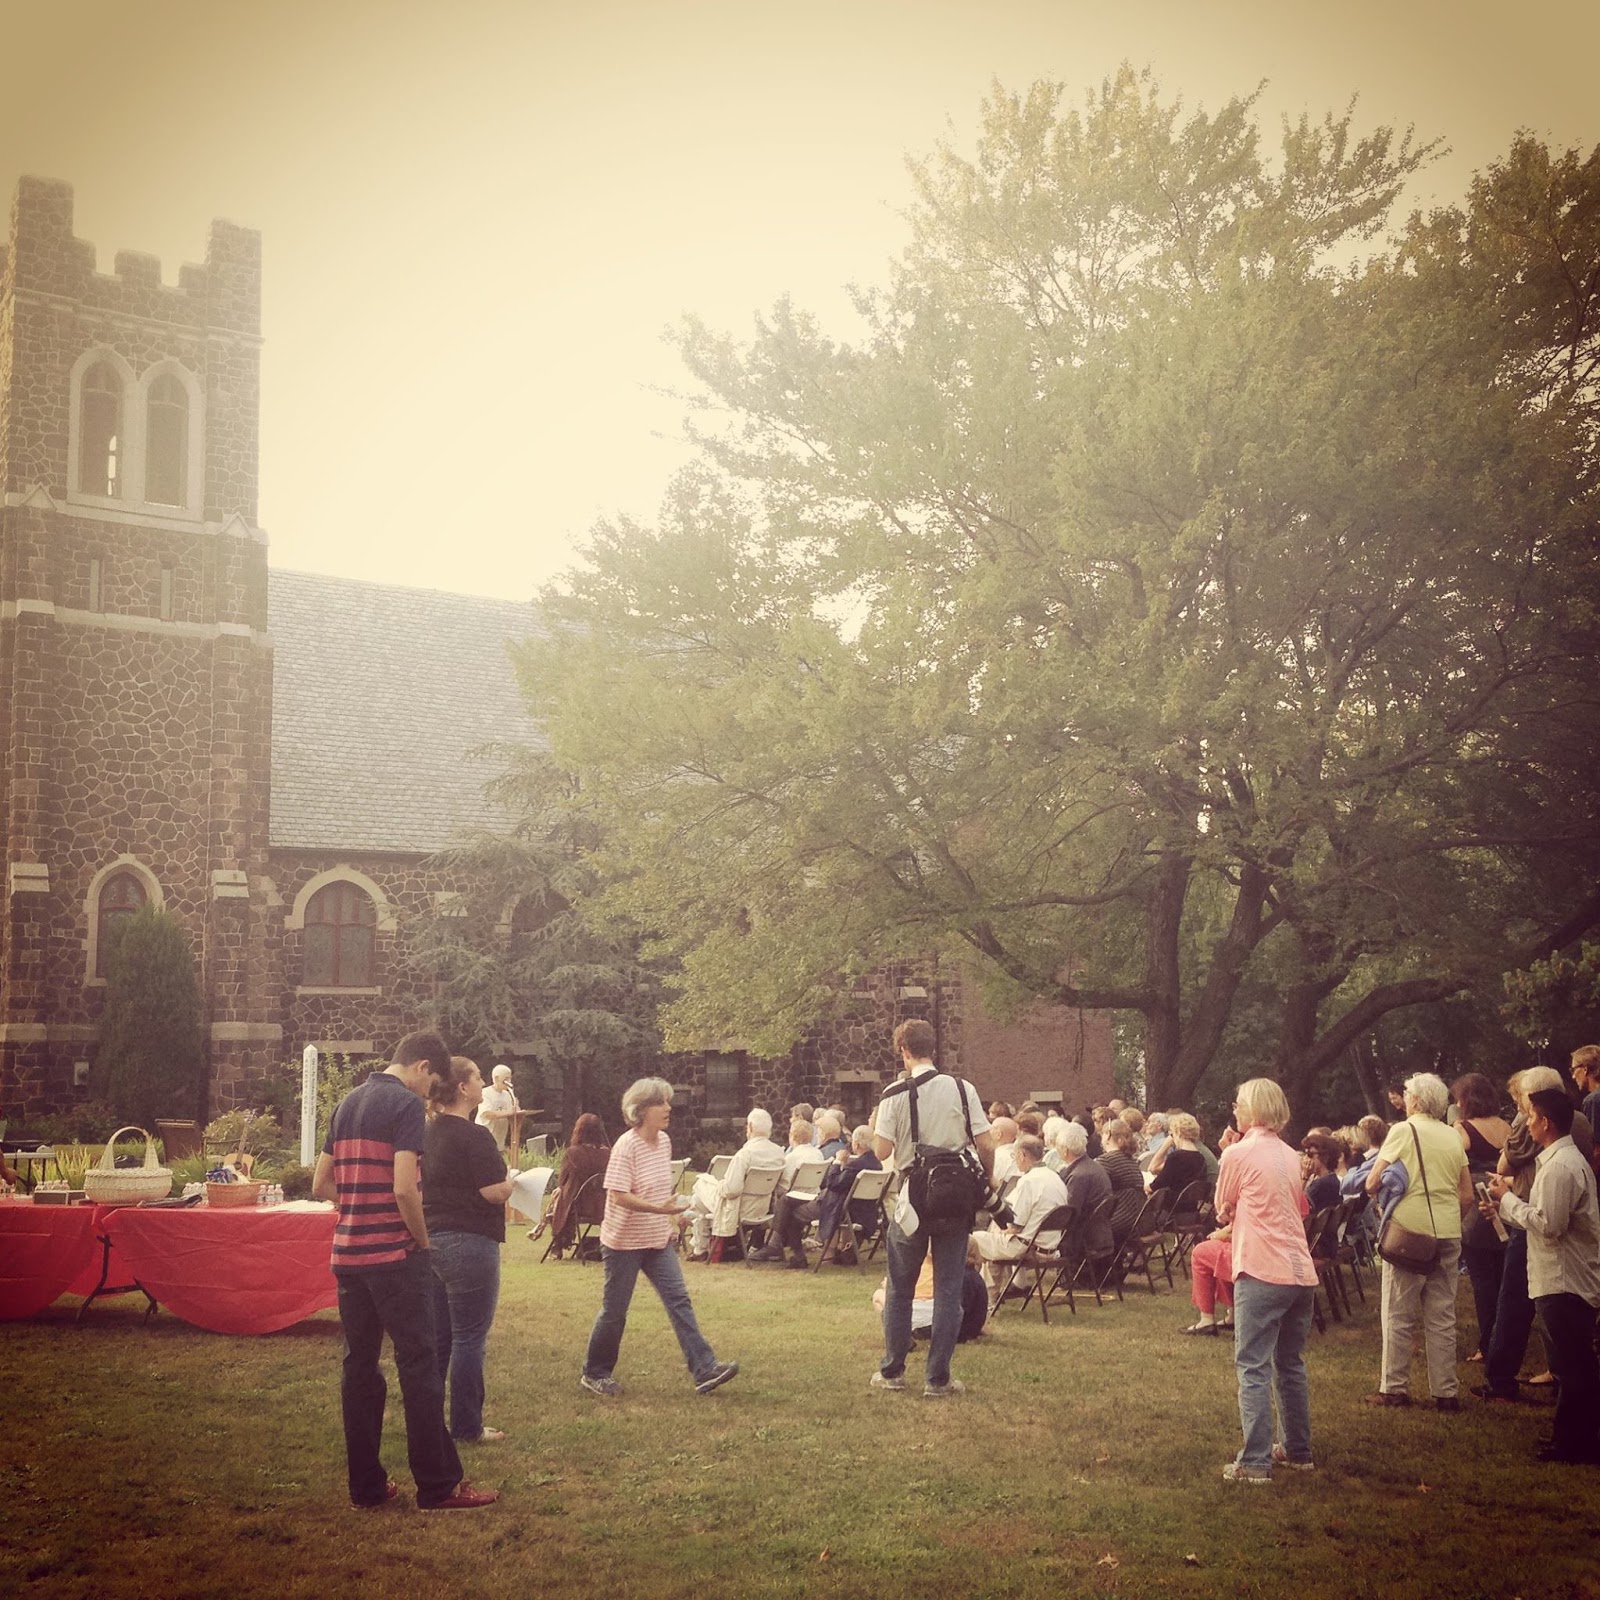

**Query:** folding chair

left=730, top=1164, right=784, bottom=1267
left=1052, top=1192, right=1117, bottom=1309
left=540, top=1172, right=604, bottom=1263
left=785, top=1164, right=825, bottom=1205
left=669, top=1157, right=689, bottom=1192
left=857, top=1171, right=900, bottom=1265
left=990, top=1203, right=1079, bottom=1323
left=1099, top=1188, right=1176, bottom=1297
left=1332, top=1192, right=1370, bottom=1305
left=813, top=1166, right=894, bottom=1272
left=1168, top=1178, right=1215, bottom=1280
left=708, top=1153, right=732, bottom=1183
left=1305, top=1205, right=1341, bottom=1330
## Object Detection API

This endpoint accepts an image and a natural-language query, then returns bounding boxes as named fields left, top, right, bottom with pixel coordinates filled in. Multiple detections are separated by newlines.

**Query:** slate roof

left=267, top=569, right=546, bottom=853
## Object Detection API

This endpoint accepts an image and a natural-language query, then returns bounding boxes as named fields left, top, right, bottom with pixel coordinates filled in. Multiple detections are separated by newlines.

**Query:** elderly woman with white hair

left=474, top=1063, right=521, bottom=1152
left=1214, top=1078, right=1320, bottom=1482
left=580, top=1077, right=739, bottom=1398
left=1364, top=1071, right=1473, bottom=1409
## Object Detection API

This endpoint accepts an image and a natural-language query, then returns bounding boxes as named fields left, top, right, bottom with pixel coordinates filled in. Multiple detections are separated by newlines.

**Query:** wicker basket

left=83, top=1126, right=174, bottom=1204
left=206, top=1179, right=264, bottom=1208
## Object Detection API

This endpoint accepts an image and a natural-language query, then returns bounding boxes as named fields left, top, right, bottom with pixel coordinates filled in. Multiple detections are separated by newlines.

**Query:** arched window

left=303, top=881, right=377, bottom=987
left=144, top=372, right=189, bottom=507
left=95, top=871, right=147, bottom=978
left=78, top=363, right=122, bottom=498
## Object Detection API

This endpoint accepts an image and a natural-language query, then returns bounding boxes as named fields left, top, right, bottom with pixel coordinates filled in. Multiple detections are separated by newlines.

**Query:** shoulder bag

left=904, top=1073, right=989, bottom=1238
left=1377, top=1124, right=1442, bottom=1274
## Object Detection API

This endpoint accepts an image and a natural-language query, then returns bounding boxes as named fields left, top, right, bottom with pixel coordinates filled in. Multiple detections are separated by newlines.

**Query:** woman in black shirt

left=425, top=1057, right=518, bottom=1444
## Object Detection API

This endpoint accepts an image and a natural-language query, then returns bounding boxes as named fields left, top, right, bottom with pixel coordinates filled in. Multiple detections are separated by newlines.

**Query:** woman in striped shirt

left=579, top=1077, right=739, bottom=1399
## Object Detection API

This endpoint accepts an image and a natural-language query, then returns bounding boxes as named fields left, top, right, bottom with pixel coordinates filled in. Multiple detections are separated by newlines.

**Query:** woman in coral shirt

left=1213, top=1078, right=1319, bottom=1483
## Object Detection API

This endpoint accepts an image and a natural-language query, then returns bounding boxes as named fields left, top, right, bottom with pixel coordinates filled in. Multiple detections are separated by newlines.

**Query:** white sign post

left=300, top=1045, right=320, bottom=1169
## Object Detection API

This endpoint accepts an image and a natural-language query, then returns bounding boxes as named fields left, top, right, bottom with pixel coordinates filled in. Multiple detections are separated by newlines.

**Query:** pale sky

left=4, top=0, right=1597, bottom=600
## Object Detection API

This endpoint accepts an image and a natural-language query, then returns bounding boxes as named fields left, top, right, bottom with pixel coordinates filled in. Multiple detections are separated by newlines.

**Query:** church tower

left=0, top=177, right=276, bottom=1121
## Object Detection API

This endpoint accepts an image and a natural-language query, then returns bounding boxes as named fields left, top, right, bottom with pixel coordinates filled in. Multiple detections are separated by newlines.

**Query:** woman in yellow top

left=1364, top=1072, right=1473, bottom=1408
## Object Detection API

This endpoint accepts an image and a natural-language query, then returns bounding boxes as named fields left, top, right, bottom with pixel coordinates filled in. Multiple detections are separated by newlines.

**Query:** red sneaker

left=420, top=1480, right=499, bottom=1510
left=351, top=1479, right=399, bottom=1510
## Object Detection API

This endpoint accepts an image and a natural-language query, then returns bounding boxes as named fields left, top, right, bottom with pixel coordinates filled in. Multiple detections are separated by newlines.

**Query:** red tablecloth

left=0, top=1199, right=338, bottom=1333
left=0, top=1199, right=106, bottom=1319
left=97, top=1204, right=337, bottom=1334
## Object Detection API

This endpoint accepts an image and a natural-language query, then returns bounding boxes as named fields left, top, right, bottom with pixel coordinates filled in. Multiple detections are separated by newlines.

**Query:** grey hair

left=1041, top=1114, right=1066, bottom=1147
left=1015, top=1133, right=1046, bottom=1163
left=1054, top=1120, right=1088, bottom=1158
left=1145, top=1112, right=1168, bottom=1134
left=815, top=1111, right=842, bottom=1141
left=790, top=1118, right=814, bottom=1146
left=747, top=1107, right=773, bottom=1139
left=621, top=1076, right=674, bottom=1128
left=1404, top=1072, right=1450, bottom=1120
left=851, top=1124, right=873, bottom=1152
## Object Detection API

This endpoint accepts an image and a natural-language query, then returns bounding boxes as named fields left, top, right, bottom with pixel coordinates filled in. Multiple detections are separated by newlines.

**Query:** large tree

left=401, top=754, right=665, bottom=1128
left=521, top=72, right=1600, bottom=1109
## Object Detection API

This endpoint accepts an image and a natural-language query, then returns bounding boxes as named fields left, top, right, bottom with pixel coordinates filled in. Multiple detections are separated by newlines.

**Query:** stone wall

left=0, top=177, right=271, bottom=1120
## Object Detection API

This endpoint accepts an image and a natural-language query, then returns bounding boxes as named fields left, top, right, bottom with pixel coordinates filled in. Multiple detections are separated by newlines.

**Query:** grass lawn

left=3, top=1247, right=1594, bottom=1600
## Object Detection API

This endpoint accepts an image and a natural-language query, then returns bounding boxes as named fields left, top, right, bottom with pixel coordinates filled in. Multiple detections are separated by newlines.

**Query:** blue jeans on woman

left=1232, top=1274, right=1315, bottom=1474
left=429, top=1231, right=502, bottom=1442
left=584, top=1244, right=718, bottom=1383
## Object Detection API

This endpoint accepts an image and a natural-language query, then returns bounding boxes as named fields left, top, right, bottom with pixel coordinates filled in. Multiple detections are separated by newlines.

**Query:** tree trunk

left=1140, top=852, right=1191, bottom=1107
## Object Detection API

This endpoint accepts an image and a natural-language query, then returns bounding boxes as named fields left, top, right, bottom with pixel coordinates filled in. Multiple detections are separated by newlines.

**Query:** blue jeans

left=882, top=1221, right=969, bottom=1387
left=336, top=1250, right=462, bottom=1506
left=1485, top=1227, right=1536, bottom=1396
left=584, top=1244, right=718, bottom=1383
left=430, top=1231, right=502, bottom=1441
left=1232, top=1274, right=1315, bottom=1473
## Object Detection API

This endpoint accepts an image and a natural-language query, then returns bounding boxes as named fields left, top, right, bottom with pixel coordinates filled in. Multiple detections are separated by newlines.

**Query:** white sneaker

left=923, top=1379, right=966, bottom=1398
left=869, top=1371, right=906, bottom=1392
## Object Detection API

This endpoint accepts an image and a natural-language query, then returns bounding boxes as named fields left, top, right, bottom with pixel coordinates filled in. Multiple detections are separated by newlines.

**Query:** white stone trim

left=283, top=866, right=398, bottom=933
left=136, top=357, right=206, bottom=515
left=3, top=491, right=267, bottom=544
left=209, top=1022, right=283, bottom=1042
left=210, top=869, right=250, bottom=900
left=432, top=890, right=467, bottom=918
left=3, top=604, right=271, bottom=646
left=11, top=285, right=264, bottom=345
left=64, top=346, right=138, bottom=511
left=295, top=986, right=382, bottom=998
left=82, top=855, right=165, bottom=985
left=8, top=862, right=50, bottom=894
left=64, top=346, right=205, bottom=521
left=310, top=1039, right=376, bottom=1055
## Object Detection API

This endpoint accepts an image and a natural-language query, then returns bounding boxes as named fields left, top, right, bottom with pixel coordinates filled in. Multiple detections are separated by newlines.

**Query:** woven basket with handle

left=82, top=1126, right=174, bottom=1204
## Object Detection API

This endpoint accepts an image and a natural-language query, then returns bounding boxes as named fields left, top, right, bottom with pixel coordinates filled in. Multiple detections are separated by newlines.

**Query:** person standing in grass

left=1213, top=1077, right=1319, bottom=1483
left=580, top=1077, right=739, bottom=1399
left=1483, top=1087, right=1600, bottom=1464
left=871, top=1018, right=994, bottom=1399
left=313, top=1029, right=498, bottom=1512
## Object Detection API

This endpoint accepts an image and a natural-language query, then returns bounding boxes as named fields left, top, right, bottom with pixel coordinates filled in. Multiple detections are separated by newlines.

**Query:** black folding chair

left=1168, top=1178, right=1215, bottom=1279
left=812, top=1165, right=895, bottom=1272
left=989, top=1203, right=1078, bottom=1323
left=1098, top=1187, right=1176, bottom=1298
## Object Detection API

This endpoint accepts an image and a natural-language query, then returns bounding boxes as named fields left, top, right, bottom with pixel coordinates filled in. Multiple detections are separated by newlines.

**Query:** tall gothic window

left=144, top=373, right=189, bottom=507
left=95, top=871, right=147, bottom=978
left=78, top=363, right=122, bottom=497
left=303, top=881, right=377, bottom=987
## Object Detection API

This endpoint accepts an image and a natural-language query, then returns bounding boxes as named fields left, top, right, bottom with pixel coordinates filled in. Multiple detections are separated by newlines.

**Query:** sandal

left=1527, top=1371, right=1556, bottom=1387
left=1179, top=1321, right=1221, bottom=1335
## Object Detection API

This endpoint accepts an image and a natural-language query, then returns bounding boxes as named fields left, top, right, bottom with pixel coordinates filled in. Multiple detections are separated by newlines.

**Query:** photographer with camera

left=870, top=1019, right=995, bottom=1399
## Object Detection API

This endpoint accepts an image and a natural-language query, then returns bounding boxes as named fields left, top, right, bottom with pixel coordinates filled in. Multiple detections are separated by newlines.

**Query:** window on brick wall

left=702, top=1053, right=744, bottom=1119
left=95, top=871, right=147, bottom=978
left=78, top=363, right=122, bottom=497
left=303, top=881, right=377, bottom=987
left=144, top=373, right=189, bottom=507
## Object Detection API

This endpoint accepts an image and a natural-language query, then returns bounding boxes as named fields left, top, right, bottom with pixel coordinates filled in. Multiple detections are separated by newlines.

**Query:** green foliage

left=1503, top=942, right=1600, bottom=1052
left=402, top=757, right=666, bottom=1125
left=92, top=907, right=207, bottom=1128
left=520, top=71, right=1600, bottom=1110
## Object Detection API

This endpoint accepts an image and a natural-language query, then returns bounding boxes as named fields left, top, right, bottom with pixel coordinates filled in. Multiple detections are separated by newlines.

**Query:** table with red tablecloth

left=0, top=1198, right=106, bottom=1319
left=0, top=1199, right=338, bottom=1333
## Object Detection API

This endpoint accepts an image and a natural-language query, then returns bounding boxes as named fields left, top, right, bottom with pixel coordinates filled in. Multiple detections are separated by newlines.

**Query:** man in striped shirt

left=313, top=1030, right=498, bottom=1511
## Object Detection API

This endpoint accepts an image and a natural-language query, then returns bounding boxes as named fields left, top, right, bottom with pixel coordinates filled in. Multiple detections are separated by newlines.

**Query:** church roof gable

left=267, top=569, right=545, bottom=853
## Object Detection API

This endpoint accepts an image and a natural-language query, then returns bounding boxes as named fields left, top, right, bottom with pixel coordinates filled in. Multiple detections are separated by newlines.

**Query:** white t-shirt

left=874, top=1066, right=991, bottom=1232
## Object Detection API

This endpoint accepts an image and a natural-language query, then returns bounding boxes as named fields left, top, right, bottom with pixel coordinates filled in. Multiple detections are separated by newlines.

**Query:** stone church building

left=0, top=178, right=1111, bottom=1134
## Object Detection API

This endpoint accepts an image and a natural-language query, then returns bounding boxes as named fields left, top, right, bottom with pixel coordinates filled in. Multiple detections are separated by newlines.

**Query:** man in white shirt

left=969, top=1134, right=1070, bottom=1302
left=474, top=1064, right=520, bottom=1153
left=989, top=1117, right=1021, bottom=1186
left=1486, top=1087, right=1600, bottom=1464
left=686, top=1109, right=784, bottom=1260
left=871, top=1019, right=994, bottom=1398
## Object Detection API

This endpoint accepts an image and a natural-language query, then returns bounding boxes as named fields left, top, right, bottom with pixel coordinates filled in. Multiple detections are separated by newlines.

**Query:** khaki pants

left=1379, top=1238, right=1462, bottom=1399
